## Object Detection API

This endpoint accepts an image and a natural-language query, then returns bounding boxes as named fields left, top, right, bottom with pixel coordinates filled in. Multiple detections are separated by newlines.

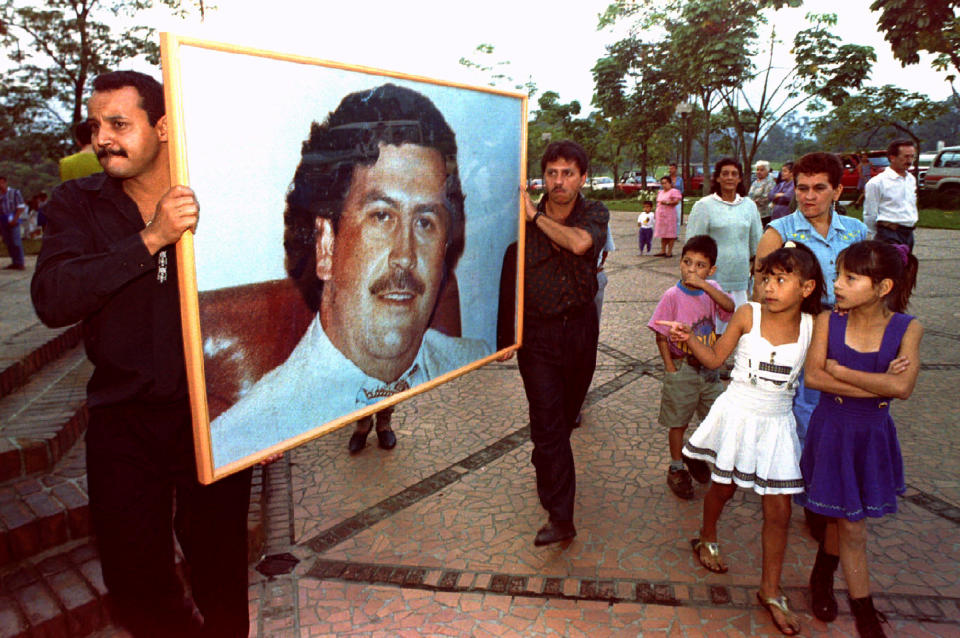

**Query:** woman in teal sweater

left=687, top=158, right=762, bottom=331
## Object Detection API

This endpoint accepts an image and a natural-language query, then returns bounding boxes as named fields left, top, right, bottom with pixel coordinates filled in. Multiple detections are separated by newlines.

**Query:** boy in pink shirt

left=648, top=235, right=734, bottom=499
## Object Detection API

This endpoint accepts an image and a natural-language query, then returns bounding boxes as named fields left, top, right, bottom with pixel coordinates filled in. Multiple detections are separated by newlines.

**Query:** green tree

left=600, top=0, right=802, bottom=193
left=592, top=37, right=684, bottom=186
left=458, top=43, right=537, bottom=96
left=0, top=0, right=202, bottom=162
left=870, top=0, right=960, bottom=109
left=814, top=85, right=949, bottom=154
left=719, top=14, right=874, bottom=183
left=526, top=91, right=585, bottom=178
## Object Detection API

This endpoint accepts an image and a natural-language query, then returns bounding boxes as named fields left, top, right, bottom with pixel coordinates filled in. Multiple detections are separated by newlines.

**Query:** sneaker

left=667, top=467, right=694, bottom=499
left=683, top=455, right=711, bottom=484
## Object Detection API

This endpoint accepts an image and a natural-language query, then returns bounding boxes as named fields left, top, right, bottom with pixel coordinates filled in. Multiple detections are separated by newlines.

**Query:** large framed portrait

left=160, top=34, right=527, bottom=483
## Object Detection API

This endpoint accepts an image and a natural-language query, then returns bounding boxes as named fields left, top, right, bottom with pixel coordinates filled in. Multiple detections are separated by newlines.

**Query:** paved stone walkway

left=239, top=213, right=960, bottom=637
left=10, top=213, right=957, bottom=637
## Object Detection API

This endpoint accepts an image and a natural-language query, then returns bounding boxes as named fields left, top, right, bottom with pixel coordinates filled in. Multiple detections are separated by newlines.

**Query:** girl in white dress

left=660, top=242, right=824, bottom=636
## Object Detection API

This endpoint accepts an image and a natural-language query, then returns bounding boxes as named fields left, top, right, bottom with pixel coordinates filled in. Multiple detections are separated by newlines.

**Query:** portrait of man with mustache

left=209, top=84, right=490, bottom=468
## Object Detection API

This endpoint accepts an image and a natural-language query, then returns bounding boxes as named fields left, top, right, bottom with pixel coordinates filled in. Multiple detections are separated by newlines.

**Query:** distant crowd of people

left=1, top=120, right=103, bottom=270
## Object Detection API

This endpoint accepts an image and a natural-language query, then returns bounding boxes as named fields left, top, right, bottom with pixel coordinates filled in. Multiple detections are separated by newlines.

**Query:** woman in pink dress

left=654, top=176, right=681, bottom=257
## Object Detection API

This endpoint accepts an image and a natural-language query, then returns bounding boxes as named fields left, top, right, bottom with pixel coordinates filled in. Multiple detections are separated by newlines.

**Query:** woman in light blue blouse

left=686, top=158, right=763, bottom=331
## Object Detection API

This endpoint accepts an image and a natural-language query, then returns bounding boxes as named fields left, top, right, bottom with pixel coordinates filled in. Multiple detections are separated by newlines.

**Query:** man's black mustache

left=96, top=148, right=128, bottom=159
left=369, top=269, right=425, bottom=296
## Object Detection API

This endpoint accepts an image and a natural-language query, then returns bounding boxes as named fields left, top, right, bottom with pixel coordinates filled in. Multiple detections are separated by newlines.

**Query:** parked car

left=616, top=177, right=643, bottom=195
left=922, top=146, right=960, bottom=194
left=589, top=176, right=615, bottom=190
left=684, top=166, right=705, bottom=194
left=917, top=152, right=938, bottom=189
left=527, top=178, right=543, bottom=191
left=839, top=151, right=888, bottom=194
left=616, top=176, right=660, bottom=195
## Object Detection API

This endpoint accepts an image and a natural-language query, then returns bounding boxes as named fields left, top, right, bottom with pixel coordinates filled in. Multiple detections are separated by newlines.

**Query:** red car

left=686, top=167, right=705, bottom=194
left=616, top=176, right=659, bottom=195
left=839, top=151, right=888, bottom=194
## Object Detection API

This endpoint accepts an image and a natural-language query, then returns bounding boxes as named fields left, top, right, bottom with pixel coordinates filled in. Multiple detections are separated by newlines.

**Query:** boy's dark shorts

left=659, top=359, right=723, bottom=429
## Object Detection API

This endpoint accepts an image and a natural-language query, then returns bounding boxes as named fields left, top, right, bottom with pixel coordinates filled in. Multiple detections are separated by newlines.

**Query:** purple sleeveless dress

left=797, top=311, right=913, bottom=521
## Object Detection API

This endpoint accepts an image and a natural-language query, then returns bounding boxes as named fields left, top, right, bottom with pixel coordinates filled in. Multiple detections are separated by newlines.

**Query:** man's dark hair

left=669, top=162, right=678, bottom=168
left=540, top=140, right=588, bottom=175
left=74, top=120, right=95, bottom=146
left=284, top=83, right=465, bottom=310
left=793, top=152, right=843, bottom=188
left=682, top=234, right=718, bottom=266
left=91, top=71, right=165, bottom=126
left=709, top=157, right=746, bottom=196
left=887, top=139, right=915, bottom=158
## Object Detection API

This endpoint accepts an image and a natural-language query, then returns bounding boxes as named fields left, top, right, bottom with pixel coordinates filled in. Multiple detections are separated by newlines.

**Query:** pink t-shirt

left=648, top=280, right=733, bottom=357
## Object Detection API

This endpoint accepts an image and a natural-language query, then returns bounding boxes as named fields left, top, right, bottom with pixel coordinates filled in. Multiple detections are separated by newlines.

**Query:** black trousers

left=518, top=304, right=599, bottom=523
left=86, top=400, right=252, bottom=638
left=875, top=223, right=914, bottom=252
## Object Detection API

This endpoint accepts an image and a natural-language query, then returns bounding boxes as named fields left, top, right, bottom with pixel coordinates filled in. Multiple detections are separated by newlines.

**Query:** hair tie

left=893, top=243, right=910, bottom=266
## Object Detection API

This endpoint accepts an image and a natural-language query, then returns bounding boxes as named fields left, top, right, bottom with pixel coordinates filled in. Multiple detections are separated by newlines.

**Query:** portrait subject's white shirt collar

left=304, top=315, right=430, bottom=408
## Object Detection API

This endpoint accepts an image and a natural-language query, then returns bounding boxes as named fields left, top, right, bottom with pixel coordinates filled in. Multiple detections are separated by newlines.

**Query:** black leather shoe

left=534, top=520, right=576, bottom=546
left=348, top=429, right=369, bottom=453
left=810, top=545, right=839, bottom=622
left=376, top=429, right=397, bottom=450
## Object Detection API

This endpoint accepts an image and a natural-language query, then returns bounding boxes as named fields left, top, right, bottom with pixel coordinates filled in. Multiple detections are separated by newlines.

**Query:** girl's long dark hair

left=757, top=242, right=825, bottom=315
left=837, top=240, right=918, bottom=313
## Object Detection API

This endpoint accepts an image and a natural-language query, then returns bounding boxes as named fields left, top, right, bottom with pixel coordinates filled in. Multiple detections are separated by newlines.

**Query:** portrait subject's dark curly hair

left=284, top=83, right=466, bottom=310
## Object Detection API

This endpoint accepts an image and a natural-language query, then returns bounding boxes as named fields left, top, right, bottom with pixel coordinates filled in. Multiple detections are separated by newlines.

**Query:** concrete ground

left=8, top=211, right=958, bottom=637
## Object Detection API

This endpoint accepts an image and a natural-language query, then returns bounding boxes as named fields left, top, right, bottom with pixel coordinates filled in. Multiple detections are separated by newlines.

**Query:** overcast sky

left=140, top=0, right=953, bottom=111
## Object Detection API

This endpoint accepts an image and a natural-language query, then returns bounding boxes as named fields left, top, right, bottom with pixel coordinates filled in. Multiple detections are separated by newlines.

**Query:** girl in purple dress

left=800, top=241, right=921, bottom=638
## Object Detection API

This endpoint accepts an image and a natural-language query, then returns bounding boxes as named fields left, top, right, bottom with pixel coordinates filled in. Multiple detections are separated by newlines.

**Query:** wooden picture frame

left=159, top=34, right=527, bottom=483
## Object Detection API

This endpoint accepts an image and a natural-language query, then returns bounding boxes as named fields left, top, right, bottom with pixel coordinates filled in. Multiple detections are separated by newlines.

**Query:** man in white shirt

left=863, top=139, right=918, bottom=251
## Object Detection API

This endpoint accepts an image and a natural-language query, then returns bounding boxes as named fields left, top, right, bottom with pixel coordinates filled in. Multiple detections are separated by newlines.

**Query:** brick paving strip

left=305, top=557, right=960, bottom=625
left=280, top=338, right=960, bottom=628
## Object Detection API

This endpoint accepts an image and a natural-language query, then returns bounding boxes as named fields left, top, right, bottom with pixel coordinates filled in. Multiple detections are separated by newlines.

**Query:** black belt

left=672, top=353, right=702, bottom=370
left=877, top=221, right=914, bottom=231
left=529, top=303, right=594, bottom=325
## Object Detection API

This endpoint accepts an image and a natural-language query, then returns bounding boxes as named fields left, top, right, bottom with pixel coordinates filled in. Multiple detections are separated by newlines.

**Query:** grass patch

left=0, top=238, right=42, bottom=257
left=604, top=198, right=960, bottom=230
left=841, top=205, right=960, bottom=230
left=605, top=197, right=703, bottom=213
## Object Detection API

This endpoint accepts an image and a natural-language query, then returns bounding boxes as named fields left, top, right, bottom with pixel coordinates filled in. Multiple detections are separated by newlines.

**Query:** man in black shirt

left=31, top=71, right=251, bottom=637
left=518, top=140, right=608, bottom=546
